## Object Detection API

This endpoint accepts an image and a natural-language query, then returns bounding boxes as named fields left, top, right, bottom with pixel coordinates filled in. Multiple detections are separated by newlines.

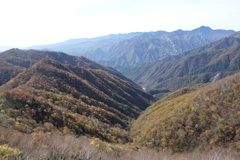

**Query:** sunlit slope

left=132, top=73, right=240, bottom=151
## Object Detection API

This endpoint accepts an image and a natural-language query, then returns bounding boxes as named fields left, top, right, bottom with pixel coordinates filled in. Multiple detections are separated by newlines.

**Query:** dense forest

left=132, top=73, right=240, bottom=152
left=0, top=31, right=239, bottom=159
left=0, top=58, right=153, bottom=143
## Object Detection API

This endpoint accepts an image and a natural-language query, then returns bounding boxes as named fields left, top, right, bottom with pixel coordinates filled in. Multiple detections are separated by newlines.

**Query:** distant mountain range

left=0, top=27, right=239, bottom=156
left=0, top=49, right=153, bottom=142
left=126, top=32, right=240, bottom=92
left=27, top=26, right=235, bottom=72
left=99, top=26, right=235, bottom=72
left=26, top=32, right=142, bottom=58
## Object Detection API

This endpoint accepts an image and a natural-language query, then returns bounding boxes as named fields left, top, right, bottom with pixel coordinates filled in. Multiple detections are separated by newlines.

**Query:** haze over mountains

left=0, top=46, right=12, bottom=52
left=27, top=26, right=235, bottom=72
left=27, top=32, right=142, bottom=59
left=0, top=26, right=239, bottom=159
left=25, top=25, right=239, bottom=93
left=127, top=32, right=240, bottom=92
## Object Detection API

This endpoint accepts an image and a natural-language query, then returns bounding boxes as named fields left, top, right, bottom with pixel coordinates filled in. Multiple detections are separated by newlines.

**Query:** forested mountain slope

left=0, top=48, right=135, bottom=86
left=0, top=58, right=153, bottom=142
left=131, top=73, right=240, bottom=152
left=0, top=61, right=25, bottom=86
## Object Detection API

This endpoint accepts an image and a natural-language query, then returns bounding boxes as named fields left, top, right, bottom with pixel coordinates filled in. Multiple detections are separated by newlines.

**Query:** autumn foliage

left=0, top=58, right=152, bottom=143
left=132, top=73, right=240, bottom=152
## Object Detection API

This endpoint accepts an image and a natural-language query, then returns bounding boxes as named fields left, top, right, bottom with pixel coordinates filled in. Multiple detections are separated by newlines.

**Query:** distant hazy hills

left=0, top=49, right=153, bottom=142
left=99, top=32, right=208, bottom=72
left=0, top=27, right=239, bottom=154
left=99, top=26, right=234, bottom=72
left=27, top=26, right=235, bottom=72
left=27, top=32, right=142, bottom=58
left=126, top=32, right=240, bottom=92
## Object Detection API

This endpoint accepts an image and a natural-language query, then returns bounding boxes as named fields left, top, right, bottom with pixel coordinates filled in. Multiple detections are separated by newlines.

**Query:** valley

left=28, top=26, right=235, bottom=73
left=126, top=32, right=240, bottom=92
left=0, top=27, right=239, bottom=160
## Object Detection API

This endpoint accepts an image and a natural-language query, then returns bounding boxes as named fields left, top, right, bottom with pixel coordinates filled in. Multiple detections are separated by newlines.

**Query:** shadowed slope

left=0, top=59, right=153, bottom=142
left=126, top=32, right=240, bottom=91
left=0, top=48, right=136, bottom=86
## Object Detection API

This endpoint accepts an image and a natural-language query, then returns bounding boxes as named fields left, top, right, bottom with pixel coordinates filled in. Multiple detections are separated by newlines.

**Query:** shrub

left=0, top=144, right=21, bottom=159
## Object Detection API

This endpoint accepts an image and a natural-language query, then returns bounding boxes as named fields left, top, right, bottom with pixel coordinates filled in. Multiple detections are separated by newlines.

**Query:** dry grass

left=0, top=126, right=239, bottom=160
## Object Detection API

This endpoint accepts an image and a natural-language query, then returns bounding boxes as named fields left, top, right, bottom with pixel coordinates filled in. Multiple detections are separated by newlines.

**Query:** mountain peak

left=173, top=29, right=186, bottom=34
left=192, top=26, right=213, bottom=32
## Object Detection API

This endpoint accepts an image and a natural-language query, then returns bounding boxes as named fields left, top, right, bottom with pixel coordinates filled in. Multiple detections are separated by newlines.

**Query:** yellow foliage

left=132, top=73, right=240, bottom=151
left=106, top=144, right=114, bottom=152
left=90, top=139, right=100, bottom=148
left=0, top=144, right=21, bottom=160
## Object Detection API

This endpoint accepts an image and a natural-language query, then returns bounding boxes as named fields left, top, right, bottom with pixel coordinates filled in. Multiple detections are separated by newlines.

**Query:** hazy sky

left=0, top=0, right=239, bottom=47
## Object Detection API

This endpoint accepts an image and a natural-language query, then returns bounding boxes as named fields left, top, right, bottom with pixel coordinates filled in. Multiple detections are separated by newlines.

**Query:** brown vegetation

left=0, top=126, right=239, bottom=160
left=132, top=73, right=240, bottom=152
left=0, top=48, right=239, bottom=159
left=0, top=59, right=153, bottom=143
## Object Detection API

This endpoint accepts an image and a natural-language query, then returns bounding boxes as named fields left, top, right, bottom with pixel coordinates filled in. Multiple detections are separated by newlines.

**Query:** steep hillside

left=97, top=27, right=234, bottom=72
left=0, top=59, right=153, bottom=142
left=99, top=33, right=209, bottom=72
left=0, top=61, right=25, bottom=86
left=0, top=49, right=134, bottom=86
left=126, top=32, right=240, bottom=91
left=131, top=73, right=240, bottom=152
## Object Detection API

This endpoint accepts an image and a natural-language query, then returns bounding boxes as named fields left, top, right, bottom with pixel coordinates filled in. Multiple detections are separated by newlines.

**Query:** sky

left=0, top=0, right=239, bottom=47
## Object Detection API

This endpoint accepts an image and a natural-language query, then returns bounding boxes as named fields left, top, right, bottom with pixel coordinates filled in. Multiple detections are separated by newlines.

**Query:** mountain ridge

left=0, top=28, right=239, bottom=159
left=0, top=48, right=138, bottom=87
left=26, top=26, right=235, bottom=72
left=0, top=57, right=153, bottom=142
left=99, top=27, right=235, bottom=72
left=125, top=32, right=240, bottom=91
